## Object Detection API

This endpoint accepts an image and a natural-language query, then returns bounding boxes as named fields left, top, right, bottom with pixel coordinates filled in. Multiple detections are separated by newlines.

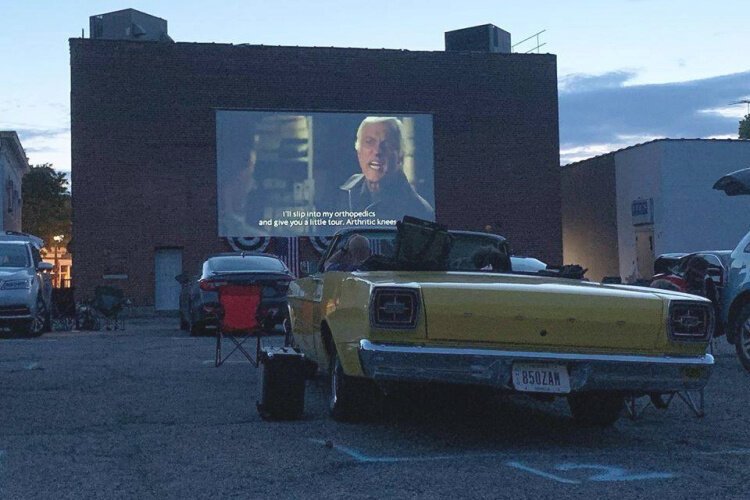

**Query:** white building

left=0, top=132, right=30, bottom=232
left=562, top=139, right=750, bottom=283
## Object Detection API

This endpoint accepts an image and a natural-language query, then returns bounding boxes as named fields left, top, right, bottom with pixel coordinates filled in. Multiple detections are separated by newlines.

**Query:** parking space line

left=24, top=362, right=40, bottom=370
left=505, top=461, right=581, bottom=484
left=0, top=339, right=58, bottom=343
left=309, top=439, right=505, bottom=464
left=698, top=449, right=750, bottom=455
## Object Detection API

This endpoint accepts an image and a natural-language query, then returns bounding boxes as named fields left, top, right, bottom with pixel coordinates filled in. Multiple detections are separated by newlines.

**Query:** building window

left=6, top=180, right=13, bottom=213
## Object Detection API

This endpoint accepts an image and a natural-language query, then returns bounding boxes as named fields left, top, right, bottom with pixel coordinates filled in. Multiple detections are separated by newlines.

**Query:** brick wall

left=70, top=39, right=561, bottom=305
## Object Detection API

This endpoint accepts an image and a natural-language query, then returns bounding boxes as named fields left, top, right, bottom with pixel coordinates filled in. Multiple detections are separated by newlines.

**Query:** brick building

left=0, top=131, right=29, bottom=232
left=70, top=13, right=561, bottom=309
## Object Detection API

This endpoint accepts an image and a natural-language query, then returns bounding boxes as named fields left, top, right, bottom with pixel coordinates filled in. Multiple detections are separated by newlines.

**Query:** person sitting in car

left=325, top=234, right=371, bottom=272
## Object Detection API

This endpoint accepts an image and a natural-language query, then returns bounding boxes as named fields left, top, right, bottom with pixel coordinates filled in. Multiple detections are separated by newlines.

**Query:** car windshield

left=209, top=255, right=286, bottom=273
left=326, top=230, right=509, bottom=272
left=0, top=244, right=30, bottom=268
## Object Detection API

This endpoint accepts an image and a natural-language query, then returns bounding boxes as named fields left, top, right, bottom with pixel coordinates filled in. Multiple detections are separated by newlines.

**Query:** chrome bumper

left=358, top=340, right=714, bottom=393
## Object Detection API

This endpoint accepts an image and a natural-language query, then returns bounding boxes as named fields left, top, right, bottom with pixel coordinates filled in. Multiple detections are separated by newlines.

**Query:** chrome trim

left=359, top=340, right=714, bottom=366
left=358, top=340, right=713, bottom=393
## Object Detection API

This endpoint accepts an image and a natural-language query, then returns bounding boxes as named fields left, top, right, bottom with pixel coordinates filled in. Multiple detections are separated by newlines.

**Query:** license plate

left=512, top=362, right=570, bottom=394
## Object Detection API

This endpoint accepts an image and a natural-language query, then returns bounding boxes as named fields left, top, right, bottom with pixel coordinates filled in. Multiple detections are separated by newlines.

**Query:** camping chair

left=92, top=286, right=125, bottom=331
left=51, top=288, right=76, bottom=331
left=214, top=284, right=275, bottom=367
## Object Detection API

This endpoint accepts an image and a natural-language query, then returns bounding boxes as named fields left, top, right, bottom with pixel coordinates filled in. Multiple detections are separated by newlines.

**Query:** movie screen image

left=217, top=110, right=434, bottom=237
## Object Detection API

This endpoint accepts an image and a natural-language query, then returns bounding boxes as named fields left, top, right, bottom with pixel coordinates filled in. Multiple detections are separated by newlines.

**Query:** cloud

left=559, top=70, right=750, bottom=163
left=559, top=70, right=637, bottom=93
left=14, top=127, right=69, bottom=142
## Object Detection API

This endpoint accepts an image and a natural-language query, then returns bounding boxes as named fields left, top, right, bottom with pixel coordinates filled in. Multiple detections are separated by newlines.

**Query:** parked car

left=710, top=167, right=750, bottom=370
left=718, top=231, right=750, bottom=370
left=653, top=251, right=730, bottom=287
left=650, top=251, right=729, bottom=336
left=0, top=233, right=54, bottom=336
left=176, top=252, right=294, bottom=336
left=286, top=220, right=715, bottom=426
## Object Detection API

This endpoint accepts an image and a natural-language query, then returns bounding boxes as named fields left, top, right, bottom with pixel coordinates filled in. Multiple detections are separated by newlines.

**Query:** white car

left=0, top=233, right=53, bottom=336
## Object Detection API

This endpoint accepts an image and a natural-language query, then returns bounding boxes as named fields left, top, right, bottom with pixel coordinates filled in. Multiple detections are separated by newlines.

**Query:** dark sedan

left=177, top=253, right=294, bottom=336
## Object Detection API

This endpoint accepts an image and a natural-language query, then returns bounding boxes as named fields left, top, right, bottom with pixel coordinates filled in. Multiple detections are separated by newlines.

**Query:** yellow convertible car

left=287, top=219, right=714, bottom=426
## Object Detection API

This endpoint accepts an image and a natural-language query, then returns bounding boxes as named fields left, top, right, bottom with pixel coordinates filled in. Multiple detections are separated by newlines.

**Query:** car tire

left=733, top=304, right=750, bottom=371
left=25, top=295, right=47, bottom=337
left=329, top=352, right=380, bottom=422
left=568, top=392, right=624, bottom=427
left=44, top=309, right=52, bottom=333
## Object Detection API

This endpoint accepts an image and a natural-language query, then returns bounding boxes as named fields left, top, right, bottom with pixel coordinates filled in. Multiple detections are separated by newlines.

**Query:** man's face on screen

left=357, top=121, right=401, bottom=184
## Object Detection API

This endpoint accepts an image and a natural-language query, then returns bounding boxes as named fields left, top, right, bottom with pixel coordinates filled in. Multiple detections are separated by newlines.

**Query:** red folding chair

left=214, top=284, right=264, bottom=367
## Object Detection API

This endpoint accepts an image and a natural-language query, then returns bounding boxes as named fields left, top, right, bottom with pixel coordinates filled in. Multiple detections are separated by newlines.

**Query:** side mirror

left=37, top=262, right=54, bottom=272
left=299, top=261, right=319, bottom=277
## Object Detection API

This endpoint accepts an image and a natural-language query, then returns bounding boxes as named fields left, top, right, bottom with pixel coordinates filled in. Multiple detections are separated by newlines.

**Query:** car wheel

left=733, top=304, right=750, bottom=371
left=329, top=352, right=380, bottom=422
left=568, top=392, right=624, bottom=427
left=26, top=295, right=47, bottom=337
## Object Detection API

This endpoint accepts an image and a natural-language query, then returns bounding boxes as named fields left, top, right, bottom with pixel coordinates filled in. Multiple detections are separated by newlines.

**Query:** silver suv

left=0, top=235, right=53, bottom=336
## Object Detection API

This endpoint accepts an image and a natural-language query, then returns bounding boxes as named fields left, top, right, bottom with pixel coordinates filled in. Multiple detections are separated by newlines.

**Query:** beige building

left=0, top=131, right=30, bottom=231
left=562, top=139, right=750, bottom=283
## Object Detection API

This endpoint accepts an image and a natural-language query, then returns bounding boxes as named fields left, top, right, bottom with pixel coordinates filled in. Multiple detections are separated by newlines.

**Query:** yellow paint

left=288, top=270, right=712, bottom=376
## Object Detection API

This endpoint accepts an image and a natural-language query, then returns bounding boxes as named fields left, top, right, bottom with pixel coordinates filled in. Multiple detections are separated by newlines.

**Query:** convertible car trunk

left=419, top=276, right=665, bottom=351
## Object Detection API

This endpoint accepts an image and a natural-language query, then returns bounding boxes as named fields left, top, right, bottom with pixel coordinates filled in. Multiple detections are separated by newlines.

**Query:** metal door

left=635, top=229, right=655, bottom=280
left=154, top=248, right=183, bottom=310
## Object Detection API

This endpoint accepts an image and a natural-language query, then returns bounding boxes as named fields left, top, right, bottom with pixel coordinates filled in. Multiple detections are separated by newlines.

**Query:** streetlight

left=52, top=234, right=64, bottom=288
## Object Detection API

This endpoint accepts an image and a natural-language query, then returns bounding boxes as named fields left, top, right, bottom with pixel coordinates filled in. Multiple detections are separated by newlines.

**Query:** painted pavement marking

left=309, top=439, right=504, bottom=464
left=310, top=440, right=677, bottom=483
left=698, top=449, right=750, bottom=455
left=506, top=461, right=581, bottom=484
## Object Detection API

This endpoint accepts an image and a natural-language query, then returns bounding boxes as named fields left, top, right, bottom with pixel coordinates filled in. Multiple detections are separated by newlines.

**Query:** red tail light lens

left=199, top=279, right=228, bottom=291
left=370, top=287, right=419, bottom=329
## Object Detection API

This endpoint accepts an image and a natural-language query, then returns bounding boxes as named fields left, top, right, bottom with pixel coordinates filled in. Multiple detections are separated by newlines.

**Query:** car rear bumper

left=358, top=340, right=713, bottom=393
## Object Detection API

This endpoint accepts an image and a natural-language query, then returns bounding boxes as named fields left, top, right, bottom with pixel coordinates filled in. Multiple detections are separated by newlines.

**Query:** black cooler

left=257, top=347, right=306, bottom=420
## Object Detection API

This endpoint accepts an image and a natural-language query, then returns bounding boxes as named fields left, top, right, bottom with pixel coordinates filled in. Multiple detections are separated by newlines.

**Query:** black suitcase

left=257, top=347, right=306, bottom=420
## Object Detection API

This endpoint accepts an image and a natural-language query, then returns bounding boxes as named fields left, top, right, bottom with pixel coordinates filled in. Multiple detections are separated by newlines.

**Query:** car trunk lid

left=419, top=276, right=664, bottom=351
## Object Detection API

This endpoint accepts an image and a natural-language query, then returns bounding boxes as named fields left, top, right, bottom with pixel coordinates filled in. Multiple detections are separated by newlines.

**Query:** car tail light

left=370, top=287, right=420, bottom=329
left=199, top=279, right=227, bottom=291
left=668, top=301, right=714, bottom=342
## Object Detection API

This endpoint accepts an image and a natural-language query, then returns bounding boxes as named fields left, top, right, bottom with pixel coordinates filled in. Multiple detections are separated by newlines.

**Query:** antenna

left=730, top=99, right=750, bottom=115
left=512, top=29, right=547, bottom=54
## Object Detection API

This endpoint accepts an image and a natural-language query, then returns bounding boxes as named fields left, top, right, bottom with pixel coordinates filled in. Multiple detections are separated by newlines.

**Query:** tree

left=21, top=164, right=72, bottom=247
left=740, top=114, right=750, bottom=140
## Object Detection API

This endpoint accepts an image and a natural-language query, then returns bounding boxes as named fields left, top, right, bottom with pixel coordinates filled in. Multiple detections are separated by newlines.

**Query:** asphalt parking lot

left=1, top=318, right=750, bottom=499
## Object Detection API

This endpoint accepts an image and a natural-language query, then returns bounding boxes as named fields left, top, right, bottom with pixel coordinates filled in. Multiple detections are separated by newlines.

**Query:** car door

left=289, top=237, right=342, bottom=363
